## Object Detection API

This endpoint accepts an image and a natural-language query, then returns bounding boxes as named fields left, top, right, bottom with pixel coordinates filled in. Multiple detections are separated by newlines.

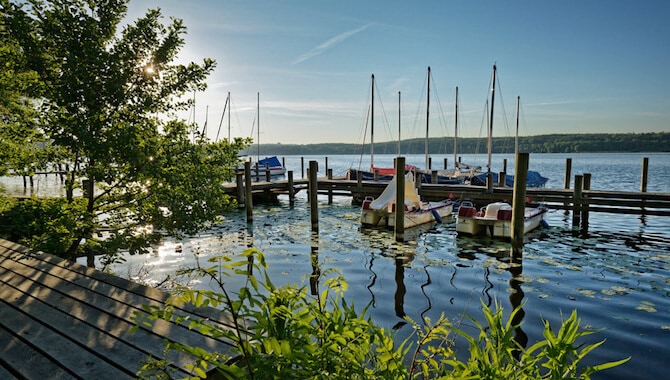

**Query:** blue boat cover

left=258, top=156, right=282, bottom=168
left=471, top=171, right=548, bottom=187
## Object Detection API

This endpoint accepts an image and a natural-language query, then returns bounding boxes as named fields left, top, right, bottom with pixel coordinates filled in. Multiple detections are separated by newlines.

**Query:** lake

left=3, top=152, right=669, bottom=379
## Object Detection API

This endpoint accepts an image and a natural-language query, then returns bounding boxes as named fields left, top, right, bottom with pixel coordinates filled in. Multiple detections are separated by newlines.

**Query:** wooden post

left=327, top=168, right=333, bottom=205
left=572, top=175, right=583, bottom=228
left=581, top=173, right=591, bottom=233
left=498, top=171, right=506, bottom=187
left=503, top=158, right=507, bottom=174
left=309, top=160, right=319, bottom=233
left=428, top=157, right=432, bottom=170
left=564, top=158, right=572, bottom=189
left=511, top=153, right=529, bottom=258
left=444, top=158, right=448, bottom=170
left=486, top=172, right=494, bottom=193
left=265, top=162, right=271, bottom=182
left=641, top=157, right=649, bottom=193
left=374, top=169, right=379, bottom=181
left=236, top=172, right=245, bottom=208
left=301, top=157, right=305, bottom=178
left=431, top=170, right=438, bottom=184
left=325, top=157, right=329, bottom=175
left=287, top=170, right=295, bottom=207
left=394, top=157, right=405, bottom=242
left=244, top=161, right=253, bottom=222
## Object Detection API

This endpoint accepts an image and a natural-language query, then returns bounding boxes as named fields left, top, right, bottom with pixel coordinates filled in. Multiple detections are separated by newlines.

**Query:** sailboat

left=347, top=74, right=417, bottom=181
left=360, top=172, right=453, bottom=229
left=240, top=93, right=286, bottom=178
left=469, top=65, right=548, bottom=187
left=456, top=65, right=547, bottom=238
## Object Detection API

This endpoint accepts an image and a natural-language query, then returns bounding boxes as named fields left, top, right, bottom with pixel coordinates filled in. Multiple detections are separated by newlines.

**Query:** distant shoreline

left=245, top=132, right=670, bottom=156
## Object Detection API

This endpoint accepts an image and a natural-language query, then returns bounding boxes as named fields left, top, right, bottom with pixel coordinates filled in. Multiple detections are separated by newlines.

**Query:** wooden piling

left=265, top=162, right=271, bottom=182
left=511, top=153, right=529, bottom=258
left=327, top=169, right=333, bottom=204
left=301, top=157, right=305, bottom=178
left=486, top=172, right=494, bottom=193
left=244, top=161, right=253, bottom=222
left=498, top=171, right=506, bottom=187
left=581, top=173, right=591, bottom=233
left=641, top=157, right=649, bottom=193
left=572, top=175, right=583, bottom=228
left=564, top=158, right=572, bottom=189
left=309, top=160, right=319, bottom=233
left=431, top=170, right=438, bottom=184
left=287, top=170, right=295, bottom=207
left=444, top=158, right=448, bottom=170
left=236, top=172, right=244, bottom=208
left=394, top=157, right=405, bottom=242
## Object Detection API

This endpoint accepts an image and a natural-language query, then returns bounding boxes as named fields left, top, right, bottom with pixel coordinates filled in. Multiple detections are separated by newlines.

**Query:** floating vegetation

left=635, top=301, right=657, bottom=313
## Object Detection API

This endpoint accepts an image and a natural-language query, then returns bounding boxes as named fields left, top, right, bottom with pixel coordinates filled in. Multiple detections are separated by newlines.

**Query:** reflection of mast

left=419, top=265, right=433, bottom=319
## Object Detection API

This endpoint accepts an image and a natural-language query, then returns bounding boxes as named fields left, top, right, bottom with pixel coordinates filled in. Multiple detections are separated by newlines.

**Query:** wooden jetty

left=0, top=239, right=237, bottom=379
left=224, top=170, right=670, bottom=218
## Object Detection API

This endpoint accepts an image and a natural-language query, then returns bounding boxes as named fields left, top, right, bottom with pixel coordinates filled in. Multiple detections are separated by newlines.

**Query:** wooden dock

left=223, top=175, right=670, bottom=217
left=0, top=239, right=237, bottom=379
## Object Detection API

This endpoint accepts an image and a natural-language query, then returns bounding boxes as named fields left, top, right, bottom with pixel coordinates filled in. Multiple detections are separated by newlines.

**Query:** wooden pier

left=0, top=239, right=237, bottom=379
left=224, top=171, right=670, bottom=218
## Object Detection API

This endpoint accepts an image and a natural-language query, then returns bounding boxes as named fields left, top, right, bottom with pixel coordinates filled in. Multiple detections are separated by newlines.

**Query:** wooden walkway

left=0, top=239, right=236, bottom=379
left=223, top=177, right=670, bottom=217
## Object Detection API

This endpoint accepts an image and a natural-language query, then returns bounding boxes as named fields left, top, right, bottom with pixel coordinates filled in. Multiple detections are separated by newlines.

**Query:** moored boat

left=455, top=201, right=547, bottom=238
left=360, top=172, right=453, bottom=229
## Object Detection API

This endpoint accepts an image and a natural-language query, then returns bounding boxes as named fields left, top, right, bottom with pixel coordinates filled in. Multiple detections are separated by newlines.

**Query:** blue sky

left=125, top=0, right=669, bottom=145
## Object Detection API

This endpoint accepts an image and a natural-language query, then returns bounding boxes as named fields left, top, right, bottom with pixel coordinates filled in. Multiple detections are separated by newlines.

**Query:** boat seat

left=497, top=209, right=513, bottom=220
left=458, top=205, right=477, bottom=217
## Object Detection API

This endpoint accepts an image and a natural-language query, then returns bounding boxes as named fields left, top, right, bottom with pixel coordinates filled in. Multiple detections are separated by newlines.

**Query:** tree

left=2, top=0, right=249, bottom=260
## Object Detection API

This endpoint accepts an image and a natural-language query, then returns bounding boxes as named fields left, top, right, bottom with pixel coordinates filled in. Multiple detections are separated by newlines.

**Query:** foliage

left=0, top=196, right=88, bottom=255
left=1, top=0, right=250, bottom=260
left=247, top=132, right=670, bottom=156
left=134, top=249, right=628, bottom=379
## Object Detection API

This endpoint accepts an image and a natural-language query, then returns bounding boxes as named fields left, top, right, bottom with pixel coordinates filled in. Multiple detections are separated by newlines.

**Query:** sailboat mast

left=425, top=66, right=430, bottom=171
left=515, top=95, right=520, bottom=156
left=257, top=92, right=260, bottom=162
left=398, top=91, right=401, bottom=156
left=227, top=92, right=231, bottom=143
left=487, top=64, right=497, bottom=173
left=370, top=74, right=375, bottom=170
left=454, top=86, right=458, bottom=169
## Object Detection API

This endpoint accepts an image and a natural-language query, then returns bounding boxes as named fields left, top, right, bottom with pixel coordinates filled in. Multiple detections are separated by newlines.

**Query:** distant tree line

left=248, top=132, right=670, bottom=156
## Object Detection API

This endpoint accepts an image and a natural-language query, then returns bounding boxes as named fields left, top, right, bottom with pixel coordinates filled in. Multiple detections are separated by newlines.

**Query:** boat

left=360, top=172, right=453, bottom=228
left=467, top=65, right=547, bottom=188
left=239, top=93, right=286, bottom=178
left=347, top=75, right=417, bottom=181
left=455, top=200, right=547, bottom=238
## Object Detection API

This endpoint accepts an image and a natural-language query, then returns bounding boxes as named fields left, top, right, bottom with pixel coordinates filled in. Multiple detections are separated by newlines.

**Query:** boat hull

left=456, top=202, right=546, bottom=238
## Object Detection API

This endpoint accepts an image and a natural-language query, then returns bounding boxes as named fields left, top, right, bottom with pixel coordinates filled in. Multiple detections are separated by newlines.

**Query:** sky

left=125, top=0, right=670, bottom=145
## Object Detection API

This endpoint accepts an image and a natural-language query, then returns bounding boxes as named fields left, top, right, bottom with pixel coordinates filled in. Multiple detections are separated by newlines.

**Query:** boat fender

left=431, top=209, right=443, bottom=223
left=540, top=219, right=549, bottom=228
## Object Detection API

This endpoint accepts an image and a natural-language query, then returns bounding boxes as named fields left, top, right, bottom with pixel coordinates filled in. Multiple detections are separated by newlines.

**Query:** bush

left=0, top=196, right=89, bottom=258
left=134, top=248, right=629, bottom=379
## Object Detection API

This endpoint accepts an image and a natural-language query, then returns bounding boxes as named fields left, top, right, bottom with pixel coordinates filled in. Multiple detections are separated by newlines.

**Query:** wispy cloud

left=293, top=23, right=374, bottom=65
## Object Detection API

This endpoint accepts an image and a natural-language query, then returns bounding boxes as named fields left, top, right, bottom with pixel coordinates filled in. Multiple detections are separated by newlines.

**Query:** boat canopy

left=258, top=156, right=282, bottom=168
left=369, top=172, right=421, bottom=210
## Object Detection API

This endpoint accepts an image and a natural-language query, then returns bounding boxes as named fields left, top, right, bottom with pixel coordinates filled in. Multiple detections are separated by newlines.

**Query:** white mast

left=370, top=74, right=375, bottom=170
left=454, top=86, right=458, bottom=169
left=425, top=66, right=430, bottom=171
left=487, top=64, right=497, bottom=173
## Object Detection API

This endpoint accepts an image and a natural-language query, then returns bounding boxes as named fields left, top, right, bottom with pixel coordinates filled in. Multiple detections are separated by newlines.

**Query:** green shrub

left=134, top=248, right=629, bottom=379
left=0, top=196, right=89, bottom=258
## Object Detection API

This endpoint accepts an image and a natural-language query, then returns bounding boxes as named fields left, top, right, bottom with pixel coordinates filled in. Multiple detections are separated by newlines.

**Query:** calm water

left=3, top=152, right=669, bottom=379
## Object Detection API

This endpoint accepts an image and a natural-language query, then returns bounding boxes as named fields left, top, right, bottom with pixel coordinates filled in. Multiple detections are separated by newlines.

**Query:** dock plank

left=0, top=239, right=239, bottom=379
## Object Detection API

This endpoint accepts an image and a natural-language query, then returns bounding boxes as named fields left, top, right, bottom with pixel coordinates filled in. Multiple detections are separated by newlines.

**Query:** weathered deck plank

left=0, top=239, right=238, bottom=379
